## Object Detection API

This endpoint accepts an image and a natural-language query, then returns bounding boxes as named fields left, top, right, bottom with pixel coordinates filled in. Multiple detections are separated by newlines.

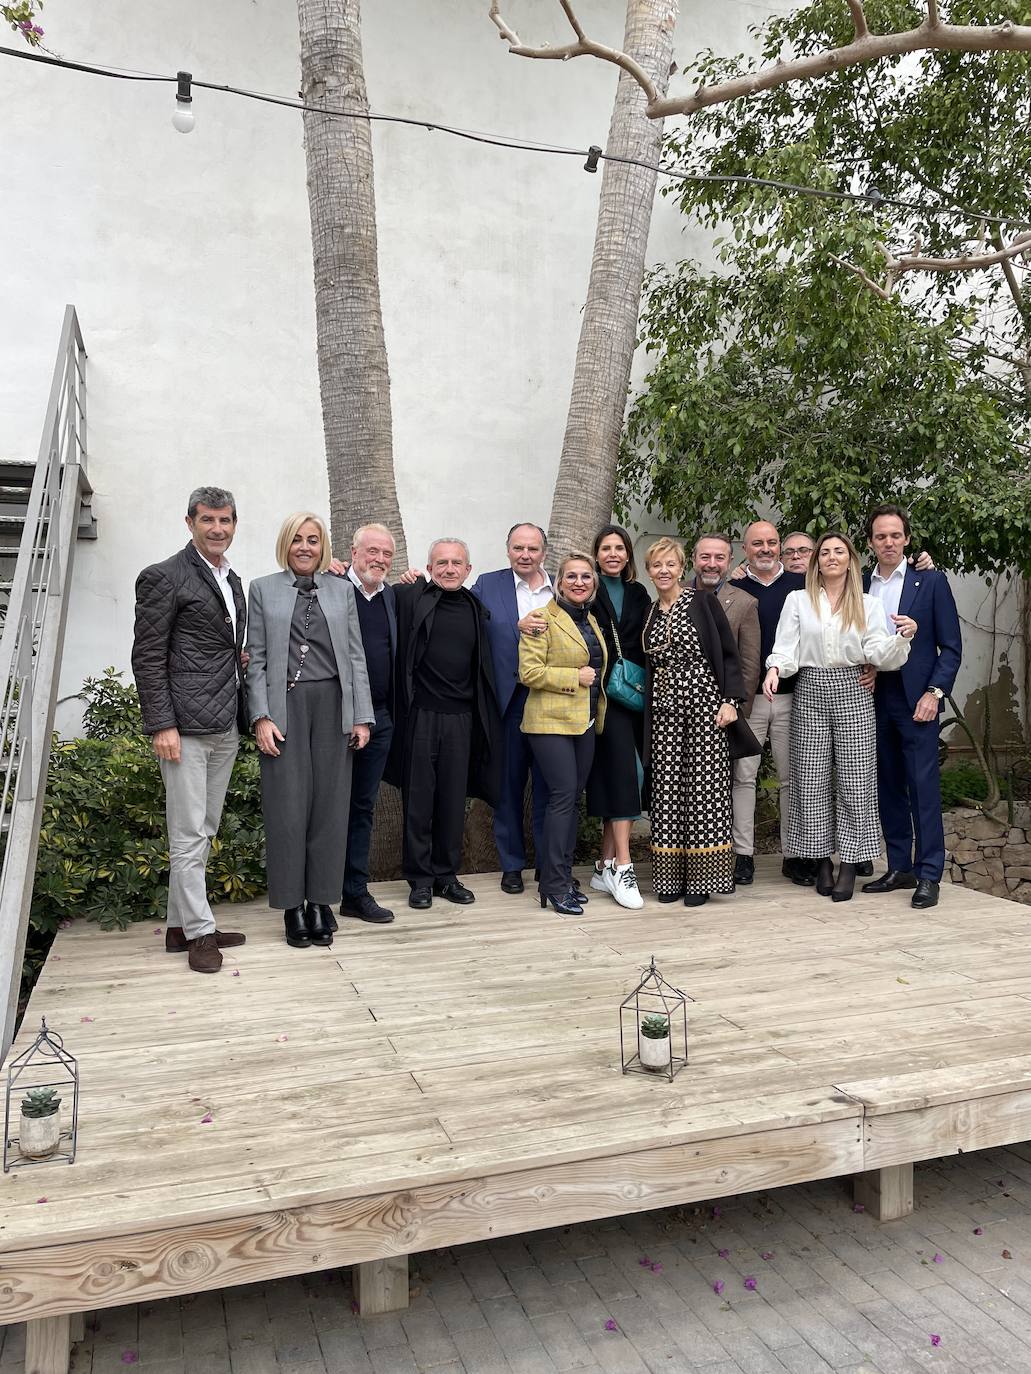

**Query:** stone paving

left=7, top=1144, right=1031, bottom=1374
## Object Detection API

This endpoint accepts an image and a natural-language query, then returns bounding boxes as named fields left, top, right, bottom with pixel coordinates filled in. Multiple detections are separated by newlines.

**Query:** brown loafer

left=188, top=933, right=223, bottom=973
left=166, top=927, right=245, bottom=953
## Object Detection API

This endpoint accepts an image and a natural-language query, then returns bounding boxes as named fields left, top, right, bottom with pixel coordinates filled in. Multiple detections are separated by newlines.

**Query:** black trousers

left=343, top=706, right=394, bottom=901
left=402, top=708, right=472, bottom=886
left=527, top=727, right=595, bottom=900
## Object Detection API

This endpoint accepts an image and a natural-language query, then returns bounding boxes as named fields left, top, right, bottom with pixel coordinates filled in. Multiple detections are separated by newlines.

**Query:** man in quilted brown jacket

left=131, top=486, right=248, bottom=973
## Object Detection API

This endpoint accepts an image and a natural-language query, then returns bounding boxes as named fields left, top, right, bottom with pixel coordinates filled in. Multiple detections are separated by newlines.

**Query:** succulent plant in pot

left=19, top=1086, right=62, bottom=1160
left=638, top=1014, right=671, bottom=1072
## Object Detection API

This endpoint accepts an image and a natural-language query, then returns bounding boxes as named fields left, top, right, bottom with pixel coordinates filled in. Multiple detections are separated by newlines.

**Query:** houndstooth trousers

left=787, top=666, right=881, bottom=864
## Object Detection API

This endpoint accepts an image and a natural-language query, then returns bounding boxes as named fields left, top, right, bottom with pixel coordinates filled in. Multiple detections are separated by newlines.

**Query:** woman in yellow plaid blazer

left=519, top=554, right=607, bottom=914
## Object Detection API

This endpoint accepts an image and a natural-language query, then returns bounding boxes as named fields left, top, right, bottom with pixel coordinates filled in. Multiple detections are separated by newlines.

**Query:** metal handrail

left=0, top=307, right=91, bottom=1055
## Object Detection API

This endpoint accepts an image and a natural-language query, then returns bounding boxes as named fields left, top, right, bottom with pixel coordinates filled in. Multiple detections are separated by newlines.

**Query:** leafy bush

left=29, top=670, right=266, bottom=959
left=940, top=762, right=990, bottom=810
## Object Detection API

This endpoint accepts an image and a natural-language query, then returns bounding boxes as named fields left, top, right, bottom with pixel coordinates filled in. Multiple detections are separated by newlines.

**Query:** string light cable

left=2, top=41, right=1029, bottom=234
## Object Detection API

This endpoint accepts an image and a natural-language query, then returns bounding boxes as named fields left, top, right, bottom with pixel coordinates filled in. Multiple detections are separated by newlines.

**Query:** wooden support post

left=854, top=1162, right=914, bottom=1220
left=69, top=1313, right=85, bottom=1344
left=353, top=1255, right=409, bottom=1314
left=25, top=1315, right=71, bottom=1374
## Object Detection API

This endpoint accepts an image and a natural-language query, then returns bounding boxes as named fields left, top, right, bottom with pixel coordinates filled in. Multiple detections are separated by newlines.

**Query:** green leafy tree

left=616, top=0, right=1031, bottom=574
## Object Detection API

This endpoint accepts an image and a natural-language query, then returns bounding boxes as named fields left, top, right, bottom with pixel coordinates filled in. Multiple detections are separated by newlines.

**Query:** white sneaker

left=590, top=860, right=612, bottom=893
left=609, top=862, right=644, bottom=910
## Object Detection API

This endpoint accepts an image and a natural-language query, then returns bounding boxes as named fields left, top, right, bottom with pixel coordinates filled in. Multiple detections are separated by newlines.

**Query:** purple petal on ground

left=351, top=1300, right=360, bottom=1314
left=933, top=1253, right=943, bottom=1263
left=743, top=1276, right=757, bottom=1291
left=761, top=1251, right=773, bottom=1260
left=604, top=1319, right=618, bottom=1332
left=638, top=1256, right=651, bottom=1267
left=36, top=1197, right=47, bottom=1204
left=80, top=1016, right=94, bottom=1023
left=930, top=1334, right=941, bottom=1346
left=718, top=1248, right=730, bottom=1259
left=853, top=1203, right=865, bottom=1213
left=121, top=1353, right=139, bottom=1364
left=712, top=1206, right=722, bottom=1218
left=232, top=970, right=241, bottom=977
left=650, top=1262, right=663, bottom=1273
left=200, top=1113, right=213, bottom=1124
left=974, top=1227, right=984, bottom=1235
left=276, top=1034, right=289, bottom=1042
left=712, top=1280, right=724, bottom=1295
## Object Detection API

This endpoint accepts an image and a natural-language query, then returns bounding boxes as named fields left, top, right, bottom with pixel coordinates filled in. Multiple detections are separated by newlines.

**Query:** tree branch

left=832, top=233, right=1031, bottom=299
left=927, top=0, right=941, bottom=28
left=846, top=1, right=870, bottom=40
left=488, top=0, right=660, bottom=105
left=827, top=252, right=896, bottom=298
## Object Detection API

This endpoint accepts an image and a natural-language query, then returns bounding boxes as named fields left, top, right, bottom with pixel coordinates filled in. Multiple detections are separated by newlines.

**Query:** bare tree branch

left=828, top=251, right=895, bottom=298
left=927, top=0, right=941, bottom=28
left=831, top=234, right=1031, bottom=319
left=488, top=0, right=660, bottom=105
left=846, top=1, right=870, bottom=40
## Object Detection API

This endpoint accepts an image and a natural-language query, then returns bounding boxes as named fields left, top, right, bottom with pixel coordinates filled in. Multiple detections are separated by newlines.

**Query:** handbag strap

left=609, top=616, right=625, bottom=664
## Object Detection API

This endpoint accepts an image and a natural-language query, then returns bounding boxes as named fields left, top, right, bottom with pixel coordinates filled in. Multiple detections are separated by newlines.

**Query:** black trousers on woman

left=527, top=728, right=595, bottom=900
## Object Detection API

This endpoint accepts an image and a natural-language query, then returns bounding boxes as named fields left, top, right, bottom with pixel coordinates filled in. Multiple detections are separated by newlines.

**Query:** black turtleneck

left=414, top=588, right=477, bottom=712
left=559, top=597, right=603, bottom=721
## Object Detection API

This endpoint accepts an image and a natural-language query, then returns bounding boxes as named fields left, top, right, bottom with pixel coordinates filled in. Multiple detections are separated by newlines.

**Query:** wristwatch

left=928, top=687, right=944, bottom=701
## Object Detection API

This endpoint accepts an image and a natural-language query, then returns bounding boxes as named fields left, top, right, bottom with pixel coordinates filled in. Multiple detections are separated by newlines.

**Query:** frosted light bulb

left=171, top=99, right=195, bottom=134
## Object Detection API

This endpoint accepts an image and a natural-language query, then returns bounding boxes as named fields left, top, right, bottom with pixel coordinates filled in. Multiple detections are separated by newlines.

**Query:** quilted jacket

left=131, top=543, right=247, bottom=736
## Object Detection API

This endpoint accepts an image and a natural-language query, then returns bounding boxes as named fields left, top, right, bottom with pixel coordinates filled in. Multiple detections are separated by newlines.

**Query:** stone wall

left=944, top=805, right=1031, bottom=904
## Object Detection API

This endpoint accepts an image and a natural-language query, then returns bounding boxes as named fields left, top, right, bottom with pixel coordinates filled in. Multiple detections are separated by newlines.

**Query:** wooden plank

left=863, top=1086, right=1031, bottom=1168
left=25, top=1315, right=69, bottom=1374
left=854, top=1163, right=913, bottom=1220
left=354, top=1256, right=408, bottom=1314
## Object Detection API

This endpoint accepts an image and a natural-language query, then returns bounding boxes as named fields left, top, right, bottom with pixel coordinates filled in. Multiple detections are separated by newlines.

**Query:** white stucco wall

left=0, top=0, right=1017, bottom=732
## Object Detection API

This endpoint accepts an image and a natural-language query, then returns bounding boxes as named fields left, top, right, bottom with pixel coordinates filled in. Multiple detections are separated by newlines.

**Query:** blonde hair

left=807, top=531, right=866, bottom=633
left=275, top=512, right=332, bottom=573
left=643, top=536, right=686, bottom=575
left=557, top=552, right=598, bottom=598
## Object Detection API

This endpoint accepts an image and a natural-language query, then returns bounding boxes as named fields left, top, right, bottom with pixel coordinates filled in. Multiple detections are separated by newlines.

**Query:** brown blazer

left=716, top=584, right=761, bottom=717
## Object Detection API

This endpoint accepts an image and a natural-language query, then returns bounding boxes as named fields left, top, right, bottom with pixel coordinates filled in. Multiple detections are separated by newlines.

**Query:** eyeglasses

left=564, top=574, right=594, bottom=583
left=783, top=547, right=813, bottom=558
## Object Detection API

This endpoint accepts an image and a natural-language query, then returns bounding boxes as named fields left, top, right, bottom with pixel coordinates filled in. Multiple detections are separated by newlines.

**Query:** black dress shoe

left=570, top=879, right=589, bottom=903
left=323, top=908, right=339, bottom=933
left=734, top=854, right=754, bottom=885
left=911, top=879, right=940, bottom=909
left=409, top=886, right=432, bottom=910
left=540, top=892, right=583, bottom=915
left=831, top=862, right=857, bottom=903
left=500, top=870, right=524, bottom=894
left=304, top=902, right=334, bottom=946
left=341, top=893, right=395, bottom=924
left=815, top=858, right=835, bottom=897
left=855, top=861, right=874, bottom=878
left=782, top=857, right=817, bottom=887
left=862, top=869, right=918, bottom=893
left=284, top=905, right=311, bottom=948
left=434, top=880, right=476, bottom=905
left=683, top=892, right=710, bottom=907
left=656, top=891, right=683, bottom=904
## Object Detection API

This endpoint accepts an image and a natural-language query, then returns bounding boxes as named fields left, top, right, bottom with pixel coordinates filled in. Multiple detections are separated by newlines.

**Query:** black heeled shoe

left=683, top=893, right=710, bottom=907
left=304, top=901, right=334, bottom=946
left=540, top=892, right=583, bottom=915
left=815, top=858, right=834, bottom=897
left=656, top=891, right=683, bottom=904
left=831, top=862, right=857, bottom=903
left=284, top=905, right=310, bottom=948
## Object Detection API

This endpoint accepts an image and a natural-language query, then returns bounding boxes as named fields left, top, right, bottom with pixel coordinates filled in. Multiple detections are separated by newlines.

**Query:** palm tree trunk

left=298, top=0, right=408, bottom=565
left=547, top=0, right=677, bottom=562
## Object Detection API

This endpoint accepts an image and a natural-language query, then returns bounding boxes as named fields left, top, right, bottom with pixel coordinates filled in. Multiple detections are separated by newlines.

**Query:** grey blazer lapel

left=315, top=574, right=351, bottom=684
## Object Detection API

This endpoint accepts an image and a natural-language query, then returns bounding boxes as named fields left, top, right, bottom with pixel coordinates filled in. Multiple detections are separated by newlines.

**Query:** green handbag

left=605, top=621, right=646, bottom=713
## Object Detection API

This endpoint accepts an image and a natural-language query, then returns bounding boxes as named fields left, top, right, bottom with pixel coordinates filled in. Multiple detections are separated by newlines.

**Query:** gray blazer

left=246, top=570, right=374, bottom=736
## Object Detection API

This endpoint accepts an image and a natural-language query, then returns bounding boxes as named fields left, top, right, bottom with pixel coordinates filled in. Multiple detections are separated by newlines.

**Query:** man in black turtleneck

left=384, top=539, right=501, bottom=909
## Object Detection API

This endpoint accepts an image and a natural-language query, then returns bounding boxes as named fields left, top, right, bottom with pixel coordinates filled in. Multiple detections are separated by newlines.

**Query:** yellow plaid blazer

left=518, top=598, right=607, bottom=736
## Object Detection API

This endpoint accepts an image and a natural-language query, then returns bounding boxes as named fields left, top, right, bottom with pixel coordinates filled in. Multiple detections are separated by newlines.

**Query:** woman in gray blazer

left=247, top=512, right=375, bottom=949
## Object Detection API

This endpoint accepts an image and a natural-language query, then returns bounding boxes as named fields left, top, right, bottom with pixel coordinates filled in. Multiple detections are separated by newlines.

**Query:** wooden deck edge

left=863, top=1083, right=1031, bottom=1169
left=0, top=1115, right=862, bottom=1324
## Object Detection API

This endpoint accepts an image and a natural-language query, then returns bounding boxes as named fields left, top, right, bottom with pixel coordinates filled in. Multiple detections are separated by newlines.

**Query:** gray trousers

left=259, top=679, right=353, bottom=909
left=731, top=689, right=794, bottom=858
left=160, top=726, right=240, bottom=939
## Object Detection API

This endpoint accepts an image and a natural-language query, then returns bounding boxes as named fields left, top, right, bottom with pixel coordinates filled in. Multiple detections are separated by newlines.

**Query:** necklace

left=286, top=586, right=318, bottom=692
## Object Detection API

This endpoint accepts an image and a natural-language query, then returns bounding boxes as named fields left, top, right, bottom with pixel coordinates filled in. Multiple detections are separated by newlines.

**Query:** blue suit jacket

left=864, top=566, right=962, bottom=712
left=470, top=568, right=536, bottom=717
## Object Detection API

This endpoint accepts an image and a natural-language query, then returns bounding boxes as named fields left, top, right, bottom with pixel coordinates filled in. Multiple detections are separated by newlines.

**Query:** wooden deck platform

left=5, top=857, right=1031, bottom=1371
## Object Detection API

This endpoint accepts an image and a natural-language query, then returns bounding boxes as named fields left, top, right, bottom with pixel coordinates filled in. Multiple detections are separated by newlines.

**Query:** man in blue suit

left=862, top=505, right=962, bottom=910
left=471, top=524, right=553, bottom=894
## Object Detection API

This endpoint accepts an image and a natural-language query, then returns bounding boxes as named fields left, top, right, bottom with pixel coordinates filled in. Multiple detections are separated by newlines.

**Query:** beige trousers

left=731, top=691, right=793, bottom=858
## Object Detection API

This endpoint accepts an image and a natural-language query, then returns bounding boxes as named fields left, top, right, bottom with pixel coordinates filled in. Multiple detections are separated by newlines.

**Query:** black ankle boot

left=304, top=901, right=334, bottom=946
left=284, top=905, right=310, bottom=948
left=815, top=858, right=834, bottom=897
left=831, top=862, right=857, bottom=903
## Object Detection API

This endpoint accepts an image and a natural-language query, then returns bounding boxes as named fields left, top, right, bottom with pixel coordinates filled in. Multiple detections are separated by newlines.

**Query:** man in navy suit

left=339, top=523, right=399, bottom=924
left=862, top=504, right=962, bottom=909
left=471, top=524, right=553, bottom=894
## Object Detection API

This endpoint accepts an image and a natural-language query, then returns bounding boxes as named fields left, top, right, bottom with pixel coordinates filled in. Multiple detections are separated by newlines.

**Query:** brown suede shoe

left=188, top=933, right=223, bottom=973
left=166, top=927, right=245, bottom=953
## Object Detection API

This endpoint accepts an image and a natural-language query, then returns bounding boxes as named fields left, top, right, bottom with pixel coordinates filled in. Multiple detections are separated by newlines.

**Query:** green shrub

left=940, top=762, right=989, bottom=810
left=29, top=670, right=266, bottom=950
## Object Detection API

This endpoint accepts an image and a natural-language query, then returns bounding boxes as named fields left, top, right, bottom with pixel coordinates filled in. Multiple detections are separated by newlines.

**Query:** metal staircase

left=0, top=307, right=95, bottom=1054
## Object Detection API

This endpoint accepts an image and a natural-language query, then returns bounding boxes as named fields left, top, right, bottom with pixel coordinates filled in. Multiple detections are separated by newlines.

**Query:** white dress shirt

left=198, top=550, right=238, bottom=639
left=868, top=561, right=906, bottom=622
left=767, top=590, right=911, bottom=675
left=514, top=568, right=554, bottom=619
left=347, top=564, right=385, bottom=603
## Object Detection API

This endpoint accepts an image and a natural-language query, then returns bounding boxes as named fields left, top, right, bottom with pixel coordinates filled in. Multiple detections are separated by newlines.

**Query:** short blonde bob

left=275, top=512, right=332, bottom=573
left=643, top=536, right=686, bottom=574
left=556, top=552, right=598, bottom=597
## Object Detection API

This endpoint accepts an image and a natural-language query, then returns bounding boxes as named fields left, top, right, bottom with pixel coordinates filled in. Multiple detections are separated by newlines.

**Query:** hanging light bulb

left=172, top=70, right=194, bottom=134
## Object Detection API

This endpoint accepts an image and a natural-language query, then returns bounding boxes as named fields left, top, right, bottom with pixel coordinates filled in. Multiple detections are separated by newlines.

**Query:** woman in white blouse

left=762, top=531, right=917, bottom=902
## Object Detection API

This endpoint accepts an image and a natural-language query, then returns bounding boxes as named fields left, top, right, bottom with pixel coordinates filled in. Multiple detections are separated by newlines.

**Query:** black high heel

left=284, top=905, right=310, bottom=948
left=831, top=862, right=857, bottom=903
left=540, top=892, right=583, bottom=915
left=815, top=858, right=834, bottom=897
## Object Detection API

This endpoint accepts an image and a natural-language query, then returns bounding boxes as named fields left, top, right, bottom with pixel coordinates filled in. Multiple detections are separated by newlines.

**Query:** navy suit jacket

left=470, top=567, right=550, bottom=717
left=864, top=566, right=962, bottom=712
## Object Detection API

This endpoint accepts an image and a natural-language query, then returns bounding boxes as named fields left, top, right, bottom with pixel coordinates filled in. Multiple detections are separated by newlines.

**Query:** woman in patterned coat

left=642, top=538, right=746, bottom=907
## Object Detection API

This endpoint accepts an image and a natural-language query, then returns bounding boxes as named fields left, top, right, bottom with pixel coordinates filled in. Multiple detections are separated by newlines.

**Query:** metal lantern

left=620, top=956, right=689, bottom=1081
left=4, top=1018, right=79, bottom=1171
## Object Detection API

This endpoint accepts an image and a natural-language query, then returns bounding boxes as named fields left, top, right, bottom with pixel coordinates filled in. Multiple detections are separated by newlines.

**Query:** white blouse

left=767, top=590, right=912, bottom=675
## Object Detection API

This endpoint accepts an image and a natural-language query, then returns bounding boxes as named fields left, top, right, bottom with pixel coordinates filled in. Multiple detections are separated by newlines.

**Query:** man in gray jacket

left=131, top=486, right=247, bottom=973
